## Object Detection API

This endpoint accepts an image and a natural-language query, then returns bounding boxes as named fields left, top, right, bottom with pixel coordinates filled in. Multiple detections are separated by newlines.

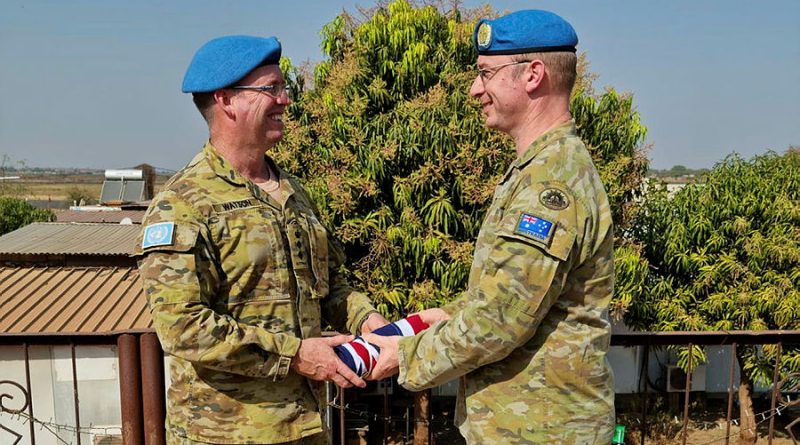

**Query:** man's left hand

left=362, top=333, right=401, bottom=380
left=360, top=312, right=390, bottom=335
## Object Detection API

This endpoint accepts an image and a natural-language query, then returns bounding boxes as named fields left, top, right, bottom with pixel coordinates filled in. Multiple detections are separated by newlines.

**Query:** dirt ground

left=624, top=422, right=797, bottom=445
left=618, top=396, right=799, bottom=445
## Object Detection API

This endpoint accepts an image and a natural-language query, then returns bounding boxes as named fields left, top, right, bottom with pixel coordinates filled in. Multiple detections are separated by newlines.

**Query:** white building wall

left=0, top=345, right=122, bottom=445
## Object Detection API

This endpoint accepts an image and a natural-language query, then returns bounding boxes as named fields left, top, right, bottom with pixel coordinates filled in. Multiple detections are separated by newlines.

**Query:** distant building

left=641, top=175, right=703, bottom=199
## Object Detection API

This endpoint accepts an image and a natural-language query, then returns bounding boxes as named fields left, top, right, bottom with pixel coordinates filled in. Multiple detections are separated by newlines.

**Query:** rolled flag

left=335, top=314, right=429, bottom=377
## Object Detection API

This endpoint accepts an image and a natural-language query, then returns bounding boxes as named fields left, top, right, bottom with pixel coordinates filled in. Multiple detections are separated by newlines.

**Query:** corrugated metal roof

left=0, top=266, right=151, bottom=334
left=55, top=209, right=145, bottom=224
left=0, top=223, right=139, bottom=256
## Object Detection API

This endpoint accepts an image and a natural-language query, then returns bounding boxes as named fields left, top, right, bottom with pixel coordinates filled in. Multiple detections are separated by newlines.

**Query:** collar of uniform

left=268, top=158, right=298, bottom=199
left=202, top=141, right=297, bottom=204
left=203, top=141, right=248, bottom=186
left=501, top=120, right=577, bottom=184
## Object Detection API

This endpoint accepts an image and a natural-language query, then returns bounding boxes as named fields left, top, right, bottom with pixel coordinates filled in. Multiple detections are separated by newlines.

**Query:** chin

left=266, top=131, right=284, bottom=145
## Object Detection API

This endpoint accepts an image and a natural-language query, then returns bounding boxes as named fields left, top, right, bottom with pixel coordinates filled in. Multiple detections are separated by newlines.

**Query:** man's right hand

left=410, top=308, right=451, bottom=325
left=290, top=335, right=366, bottom=389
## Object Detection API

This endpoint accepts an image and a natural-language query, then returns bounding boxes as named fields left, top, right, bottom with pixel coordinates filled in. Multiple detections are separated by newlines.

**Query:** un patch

left=514, top=213, right=555, bottom=244
left=142, top=222, right=175, bottom=249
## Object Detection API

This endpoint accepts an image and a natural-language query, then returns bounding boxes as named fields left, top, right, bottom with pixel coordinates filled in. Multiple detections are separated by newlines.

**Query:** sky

left=0, top=0, right=798, bottom=171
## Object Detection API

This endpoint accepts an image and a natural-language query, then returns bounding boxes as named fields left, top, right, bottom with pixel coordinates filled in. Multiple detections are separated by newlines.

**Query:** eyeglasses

left=230, top=83, right=290, bottom=98
left=477, top=61, right=530, bottom=82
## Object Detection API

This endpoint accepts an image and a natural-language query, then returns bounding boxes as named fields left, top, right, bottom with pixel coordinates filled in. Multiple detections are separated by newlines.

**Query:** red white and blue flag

left=335, top=314, right=430, bottom=377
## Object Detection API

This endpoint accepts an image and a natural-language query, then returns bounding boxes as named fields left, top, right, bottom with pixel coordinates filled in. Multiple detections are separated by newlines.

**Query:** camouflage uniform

left=136, top=142, right=377, bottom=444
left=398, top=121, right=615, bottom=444
left=167, top=433, right=328, bottom=445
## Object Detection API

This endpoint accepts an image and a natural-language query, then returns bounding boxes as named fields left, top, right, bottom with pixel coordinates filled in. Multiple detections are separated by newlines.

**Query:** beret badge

left=476, top=22, right=492, bottom=50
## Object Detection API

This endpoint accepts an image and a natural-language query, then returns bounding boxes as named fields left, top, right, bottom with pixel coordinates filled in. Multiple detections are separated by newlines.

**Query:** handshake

left=335, top=313, right=429, bottom=378
left=289, top=308, right=449, bottom=389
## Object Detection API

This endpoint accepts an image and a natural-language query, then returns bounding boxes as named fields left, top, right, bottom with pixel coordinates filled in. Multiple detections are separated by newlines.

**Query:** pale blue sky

left=1, top=0, right=798, bottom=171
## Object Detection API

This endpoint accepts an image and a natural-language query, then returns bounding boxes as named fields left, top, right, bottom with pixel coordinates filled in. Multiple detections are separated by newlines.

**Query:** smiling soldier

left=136, top=35, right=388, bottom=445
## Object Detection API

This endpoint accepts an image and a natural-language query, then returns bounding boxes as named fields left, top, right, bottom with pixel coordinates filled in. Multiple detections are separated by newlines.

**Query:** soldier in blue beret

left=137, top=35, right=389, bottom=445
left=366, top=10, right=616, bottom=444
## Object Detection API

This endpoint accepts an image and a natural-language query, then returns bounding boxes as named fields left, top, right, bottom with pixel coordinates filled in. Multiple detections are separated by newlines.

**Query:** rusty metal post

left=414, top=390, right=431, bottom=445
left=24, top=343, right=35, bottom=445
left=405, top=405, right=411, bottom=444
left=725, top=343, right=737, bottom=445
left=768, top=342, right=783, bottom=445
left=140, top=333, right=166, bottom=445
left=118, top=334, right=144, bottom=445
left=681, top=344, right=694, bottom=445
left=71, top=343, right=82, bottom=445
left=383, top=380, right=390, bottom=444
left=339, top=386, right=346, bottom=445
left=640, top=343, right=649, bottom=445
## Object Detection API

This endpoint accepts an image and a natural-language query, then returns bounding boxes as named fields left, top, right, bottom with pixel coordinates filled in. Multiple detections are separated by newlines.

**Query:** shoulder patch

left=515, top=213, right=555, bottom=244
left=539, top=188, right=569, bottom=210
left=142, top=222, right=175, bottom=249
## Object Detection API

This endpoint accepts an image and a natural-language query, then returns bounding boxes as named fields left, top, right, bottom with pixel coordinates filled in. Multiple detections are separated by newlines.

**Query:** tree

left=623, top=151, right=800, bottom=443
left=65, top=186, right=96, bottom=206
left=0, top=154, right=27, bottom=197
left=0, top=197, right=55, bottom=235
left=274, top=0, right=649, bottom=320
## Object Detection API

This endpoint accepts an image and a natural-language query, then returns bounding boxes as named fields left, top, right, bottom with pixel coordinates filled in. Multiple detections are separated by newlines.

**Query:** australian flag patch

left=515, top=213, right=555, bottom=243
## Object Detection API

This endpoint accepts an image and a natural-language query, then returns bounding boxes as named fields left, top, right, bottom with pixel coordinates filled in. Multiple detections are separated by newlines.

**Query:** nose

left=278, top=89, right=291, bottom=105
left=469, top=76, right=484, bottom=98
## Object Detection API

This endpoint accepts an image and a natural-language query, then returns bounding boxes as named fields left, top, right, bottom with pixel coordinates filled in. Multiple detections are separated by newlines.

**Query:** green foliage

left=648, top=165, right=709, bottom=178
left=65, top=186, right=95, bottom=205
left=0, top=196, right=55, bottom=235
left=275, top=0, right=649, bottom=319
left=572, top=87, right=648, bottom=233
left=626, top=151, right=800, bottom=381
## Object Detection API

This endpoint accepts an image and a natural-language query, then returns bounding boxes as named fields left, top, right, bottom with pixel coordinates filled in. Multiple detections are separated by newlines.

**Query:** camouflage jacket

left=398, top=122, right=616, bottom=444
left=135, top=142, right=376, bottom=444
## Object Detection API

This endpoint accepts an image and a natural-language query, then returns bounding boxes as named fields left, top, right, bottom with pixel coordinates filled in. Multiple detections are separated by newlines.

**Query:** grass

left=0, top=174, right=169, bottom=202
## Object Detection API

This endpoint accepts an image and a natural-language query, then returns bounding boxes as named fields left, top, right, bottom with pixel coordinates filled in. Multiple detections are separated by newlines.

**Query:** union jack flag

left=522, top=214, right=538, bottom=224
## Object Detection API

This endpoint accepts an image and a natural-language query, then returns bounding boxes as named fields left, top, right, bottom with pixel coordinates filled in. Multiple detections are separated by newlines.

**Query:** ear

left=213, top=89, right=236, bottom=120
left=523, top=59, right=546, bottom=94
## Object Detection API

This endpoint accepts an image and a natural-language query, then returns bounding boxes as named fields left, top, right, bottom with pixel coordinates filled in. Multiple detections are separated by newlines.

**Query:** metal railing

left=0, top=331, right=164, bottom=445
left=611, top=331, right=800, bottom=445
left=2, top=330, right=800, bottom=445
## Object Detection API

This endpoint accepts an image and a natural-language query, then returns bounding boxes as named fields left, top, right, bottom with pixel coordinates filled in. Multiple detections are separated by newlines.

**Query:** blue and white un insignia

left=142, top=222, right=175, bottom=249
left=515, top=213, right=554, bottom=243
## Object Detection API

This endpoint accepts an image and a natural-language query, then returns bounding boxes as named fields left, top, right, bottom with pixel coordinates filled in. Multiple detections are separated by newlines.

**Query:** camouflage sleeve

left=320, top=235, right=377, bottom=335
left=438, top=292, right=470, bottom=316
left=397, top=184, right=579, bottom=391
left=138, top=195, right=300, bottom=381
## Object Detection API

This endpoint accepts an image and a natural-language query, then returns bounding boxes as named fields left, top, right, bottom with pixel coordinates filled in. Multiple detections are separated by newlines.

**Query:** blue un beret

left=473, top=10, right=578, bottom=55
left=181, top=35, right=281, bottom=93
